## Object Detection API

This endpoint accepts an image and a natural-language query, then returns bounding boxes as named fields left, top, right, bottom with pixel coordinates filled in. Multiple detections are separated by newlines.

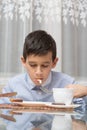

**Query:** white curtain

left=0, top=0, right=87, bottom=84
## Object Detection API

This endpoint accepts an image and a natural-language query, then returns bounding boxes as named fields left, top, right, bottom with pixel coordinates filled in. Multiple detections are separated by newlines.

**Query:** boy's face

left=21, top=52, right=58, bottom=85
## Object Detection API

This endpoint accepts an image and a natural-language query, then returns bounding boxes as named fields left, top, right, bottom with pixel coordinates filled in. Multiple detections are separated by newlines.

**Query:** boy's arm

left=66, top=84, right=87, bottom=98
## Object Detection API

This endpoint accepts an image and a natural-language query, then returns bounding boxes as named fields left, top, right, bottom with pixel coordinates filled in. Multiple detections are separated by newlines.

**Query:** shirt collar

left=26, top=72, right=52, bottom=90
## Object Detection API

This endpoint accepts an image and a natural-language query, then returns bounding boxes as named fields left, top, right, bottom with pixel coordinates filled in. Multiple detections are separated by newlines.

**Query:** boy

left=0, top=30, right=86, bottom=105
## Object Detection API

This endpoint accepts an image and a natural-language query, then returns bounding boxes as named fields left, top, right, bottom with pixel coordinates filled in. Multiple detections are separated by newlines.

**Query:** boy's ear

left=21, top=56, right=26, bottom=65
left=52, top=57, right=58, bottom=68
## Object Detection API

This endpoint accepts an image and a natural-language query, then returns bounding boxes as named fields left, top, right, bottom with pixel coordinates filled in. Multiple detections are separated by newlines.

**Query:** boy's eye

left=41, top=65, right=49, bottom=68
left=29, top=64, right=49, bottom=68
left=29, top=64, right=37, bottom=67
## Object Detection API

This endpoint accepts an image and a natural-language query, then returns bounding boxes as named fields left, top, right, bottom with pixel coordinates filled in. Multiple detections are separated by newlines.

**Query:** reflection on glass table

left=0, top=108, right=87, bottom=130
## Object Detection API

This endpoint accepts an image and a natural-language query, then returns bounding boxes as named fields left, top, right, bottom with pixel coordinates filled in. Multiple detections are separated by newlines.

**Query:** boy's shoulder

left=8, top=73, right=26, bottom=83
left=52, top=71, right=76, bottom=83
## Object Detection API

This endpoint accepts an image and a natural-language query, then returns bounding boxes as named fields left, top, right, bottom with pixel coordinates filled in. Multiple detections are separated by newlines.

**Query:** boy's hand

left=66, top=84, right=87, bottom=98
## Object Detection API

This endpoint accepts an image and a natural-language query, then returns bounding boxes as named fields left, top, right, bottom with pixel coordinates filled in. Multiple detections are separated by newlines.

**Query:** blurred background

left=0, top=0, right=87, bottom=87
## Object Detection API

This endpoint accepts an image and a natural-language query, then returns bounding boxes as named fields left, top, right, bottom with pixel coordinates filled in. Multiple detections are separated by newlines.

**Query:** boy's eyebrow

left=28, top=61, right=51, bottom=64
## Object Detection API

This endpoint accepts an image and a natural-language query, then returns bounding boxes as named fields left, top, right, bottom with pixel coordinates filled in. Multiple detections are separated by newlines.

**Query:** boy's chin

left=35, top=82, right=42, bottom=86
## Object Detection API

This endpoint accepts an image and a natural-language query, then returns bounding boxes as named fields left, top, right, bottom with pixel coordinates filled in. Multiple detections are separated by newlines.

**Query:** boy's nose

left=35, top=66, right=43, bottom=74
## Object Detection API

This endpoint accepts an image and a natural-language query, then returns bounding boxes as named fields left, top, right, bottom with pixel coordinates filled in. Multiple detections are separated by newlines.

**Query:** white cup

left=53, top=88, right=74, bottom=105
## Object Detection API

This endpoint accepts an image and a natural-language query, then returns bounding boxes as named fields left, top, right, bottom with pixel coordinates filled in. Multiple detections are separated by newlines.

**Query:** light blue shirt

left=0, top=71, right=86, bottom=107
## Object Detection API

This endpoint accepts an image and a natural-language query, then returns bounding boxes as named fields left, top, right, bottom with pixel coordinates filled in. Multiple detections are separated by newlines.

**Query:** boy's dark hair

left=23, top=30, right=57, bottom=61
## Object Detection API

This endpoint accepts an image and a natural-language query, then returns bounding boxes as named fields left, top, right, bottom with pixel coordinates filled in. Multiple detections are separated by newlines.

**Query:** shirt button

left=38, top=91, right=42, bottom=95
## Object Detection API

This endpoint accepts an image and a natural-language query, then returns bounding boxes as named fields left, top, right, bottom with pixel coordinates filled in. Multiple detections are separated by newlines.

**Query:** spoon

left=37, top=79, right=52, bottom=94
left=37, top=80, right=65, bottom=105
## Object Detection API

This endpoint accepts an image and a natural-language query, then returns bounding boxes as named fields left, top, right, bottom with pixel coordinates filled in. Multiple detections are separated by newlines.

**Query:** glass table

left=0, top=105, right=87, bottom=130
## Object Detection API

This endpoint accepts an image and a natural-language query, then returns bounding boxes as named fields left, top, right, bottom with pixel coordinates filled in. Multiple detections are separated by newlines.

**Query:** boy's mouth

left=37, top=79, right=42, bottom=84
left=36, top=79, right=43, bottom=85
